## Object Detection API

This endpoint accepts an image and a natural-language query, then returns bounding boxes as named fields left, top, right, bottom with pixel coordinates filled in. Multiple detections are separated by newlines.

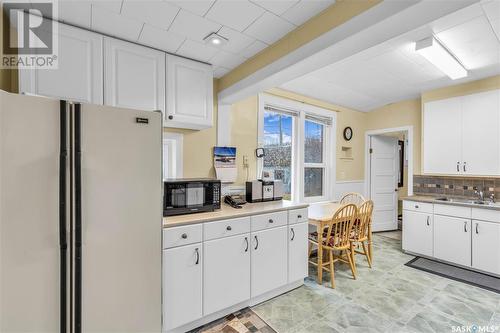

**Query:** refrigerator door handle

left=59, top=100, right=68, bottom=333
left=74, top=103, right=83, bottom=333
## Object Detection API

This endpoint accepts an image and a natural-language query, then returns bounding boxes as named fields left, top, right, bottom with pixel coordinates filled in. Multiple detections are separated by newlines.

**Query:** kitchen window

left=258, top=94, right=335, bottom=203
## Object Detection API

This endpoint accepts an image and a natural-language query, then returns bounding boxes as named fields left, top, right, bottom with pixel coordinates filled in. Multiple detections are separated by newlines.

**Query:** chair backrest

left=325, top=204, right=357, bottom=249
left=352, top=200, right=374, bottom=241
left=340, top=192, right=366, bottom=206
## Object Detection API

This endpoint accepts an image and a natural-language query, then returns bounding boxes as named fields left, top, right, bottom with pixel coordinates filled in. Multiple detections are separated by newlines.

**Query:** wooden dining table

left=307, top=201, right=373, bottom=285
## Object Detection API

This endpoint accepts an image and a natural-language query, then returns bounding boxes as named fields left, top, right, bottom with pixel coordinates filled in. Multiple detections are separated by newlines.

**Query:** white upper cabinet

left=19, top=23, right=103, bottom=104
left=423, top=89, right=500, bottom=176
left=165, top=55, right=213, bottom=130
left=104, top=38, right=165, bottom=114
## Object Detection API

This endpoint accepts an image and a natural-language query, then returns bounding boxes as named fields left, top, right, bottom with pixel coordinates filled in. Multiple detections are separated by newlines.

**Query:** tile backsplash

left=413, top=175, right=500, bottom=200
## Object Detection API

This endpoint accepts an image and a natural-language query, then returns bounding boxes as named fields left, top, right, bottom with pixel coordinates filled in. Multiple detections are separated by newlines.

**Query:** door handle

left=426, top=216, right=430, bottom=226
left=464, top=221, right=468, bottom=233
left=244, top=237, right=249, bottom=252
left=475, top=223, right=479, bottom=234
left=195, top=248, right=200, bottom=265
left=254, top=235, right=259, bottom=250
left=291, top=228, right=295, bottom=241
left=457, top=162, right=460, bottom=172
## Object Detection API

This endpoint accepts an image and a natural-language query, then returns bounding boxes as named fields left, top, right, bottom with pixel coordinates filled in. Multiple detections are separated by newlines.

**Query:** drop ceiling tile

left=58, top=1, right=92, bottom=29
left=244, top=12, right=294, bottom=44
left=250, top=0, right=299, bottom=16
left=176, top=39, right=218, bottom=62
left=169, top=9, right=221, bottom=42
left=91, top=0, right=123, bottom=13
left=281, top=0, right=334, bottom=26
left=121, top=0, right=179, bottom=30
left=482, top=0, right=500, bottom=21
left=218, top=26, right=255, bottom=54
left=210, top=50, right=246, bottom=68
left=429, top=3, right=483, bottom=34
left=139, top=24, right=185, bottom=53
left=91, top=5, right=143, bottom=40
left=490, top=18, right=500, bottom=41
left=213, top=66, right=230, bottom=78
left=205, top=0, right=265, bottom=32
left=239, top=39, right=268, bottom=58
left=437, top=16, right=500, bottom=70
left=167, top=0, right=215, bottom=17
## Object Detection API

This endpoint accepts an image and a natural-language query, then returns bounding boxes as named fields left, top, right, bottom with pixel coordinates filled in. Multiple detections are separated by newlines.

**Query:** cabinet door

left=402, top=210, right=433, bottom=256
left=19, top=23, right=103, bottom=104
left=472, top=220, right=500, bottom=275
left=434, top=215, right=471, bottom=267
left=203, top=234, right=250, bottom=315
left=251, top=226, right=287, bottom=298
left=288, top=222, right=308, bottom=283
left=163, top=244, right=202, bottom=331
left=462, top=89, right=500, bottom=176
left=104, top=38, right=165, bottom=114
left=423, top=97, right=462, bottom=174
left=166, top=55, right=213, bottom=130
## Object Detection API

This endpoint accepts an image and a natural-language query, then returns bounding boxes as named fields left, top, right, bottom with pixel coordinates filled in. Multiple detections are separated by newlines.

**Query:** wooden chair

left=308, top=204, right=358, bottom=288
left=340, top=192, right=366, bottom=206
left=350, top=200, right=374, bottom=268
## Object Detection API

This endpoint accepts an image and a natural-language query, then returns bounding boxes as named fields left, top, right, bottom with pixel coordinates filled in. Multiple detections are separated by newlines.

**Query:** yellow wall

left=217, top=0, right=382, bottom=92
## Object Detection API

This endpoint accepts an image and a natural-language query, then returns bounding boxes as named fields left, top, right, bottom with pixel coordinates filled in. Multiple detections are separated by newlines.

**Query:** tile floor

left=252, top=232, right=500, bottom=333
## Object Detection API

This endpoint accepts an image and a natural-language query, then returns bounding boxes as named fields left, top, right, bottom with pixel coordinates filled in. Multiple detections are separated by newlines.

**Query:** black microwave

left=163, top=178, right=221, bottom=217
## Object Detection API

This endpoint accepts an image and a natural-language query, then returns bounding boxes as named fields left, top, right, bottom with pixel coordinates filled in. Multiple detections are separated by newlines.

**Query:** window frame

left=258, top=94, right=336, bottom=203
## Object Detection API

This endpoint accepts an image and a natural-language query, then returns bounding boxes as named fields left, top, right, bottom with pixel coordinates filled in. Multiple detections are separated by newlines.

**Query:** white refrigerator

left=0, top=91, right=163, bottom=332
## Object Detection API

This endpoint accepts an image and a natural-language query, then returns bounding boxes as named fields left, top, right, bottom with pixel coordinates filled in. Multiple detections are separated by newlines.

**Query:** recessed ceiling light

left=415, top=37, right=467, bottom=80
left=204, top=32, right=228, bottom=47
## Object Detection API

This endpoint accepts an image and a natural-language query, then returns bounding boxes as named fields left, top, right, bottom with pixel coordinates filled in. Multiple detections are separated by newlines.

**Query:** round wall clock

left=343, top=127, right=353, bottom=141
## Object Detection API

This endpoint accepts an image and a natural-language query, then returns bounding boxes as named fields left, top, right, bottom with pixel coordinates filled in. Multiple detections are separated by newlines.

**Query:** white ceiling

left=280, top=0, right=500, bottom=112
left=54, top=0, right=335, bottom=78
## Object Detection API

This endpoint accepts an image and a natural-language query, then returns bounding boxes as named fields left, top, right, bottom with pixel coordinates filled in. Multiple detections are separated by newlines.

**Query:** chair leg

left=329, top=250, right=335, bottom=289
left=308, top=242, right=313, bottom=258
left=347, top=244, right=357, bottom=280
left=362, top=241, right=372, bottom=268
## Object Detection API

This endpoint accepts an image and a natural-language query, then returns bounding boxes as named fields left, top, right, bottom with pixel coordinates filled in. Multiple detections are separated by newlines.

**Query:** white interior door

left=369, top=135, right=398, bottom=231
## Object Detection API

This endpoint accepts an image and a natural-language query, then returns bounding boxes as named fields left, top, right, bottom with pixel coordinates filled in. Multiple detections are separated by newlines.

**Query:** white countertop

left=163, top=200, right=308, bottom=228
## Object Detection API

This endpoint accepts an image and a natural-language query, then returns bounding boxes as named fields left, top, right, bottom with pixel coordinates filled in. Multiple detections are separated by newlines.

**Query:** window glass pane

left=304, top=167, right=323, bottom=197
left=263, top=111, right=293, bottom=200
left=304, top=120, right=323, bottom=163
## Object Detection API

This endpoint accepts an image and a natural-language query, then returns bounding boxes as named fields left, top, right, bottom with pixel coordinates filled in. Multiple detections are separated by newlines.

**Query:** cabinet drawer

left=403, top=201, right=433, bottom=214
left=472, top=208, right=500, bottom=223
left=434, top=204, right=471, bottom=219
left=288, top=208, right=308, bottom=225
left=163, top=224, right=202, bottom=249
left=251, top=211, right=287, bottom=231
left=204, top=217, right=251, bottom=241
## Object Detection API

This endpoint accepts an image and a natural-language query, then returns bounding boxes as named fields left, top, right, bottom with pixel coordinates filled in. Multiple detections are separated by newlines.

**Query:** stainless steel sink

left=433, top=197, right=499, bottom=207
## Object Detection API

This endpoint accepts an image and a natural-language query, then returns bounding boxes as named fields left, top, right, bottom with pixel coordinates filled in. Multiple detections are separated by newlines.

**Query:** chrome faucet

left=474, top=187, right=485, bottom=202
left=490, top=193, right=496, bottom=203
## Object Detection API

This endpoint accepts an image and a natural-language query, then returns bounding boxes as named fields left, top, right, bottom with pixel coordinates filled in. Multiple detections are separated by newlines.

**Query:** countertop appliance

left=164, top=178, right=221, bottom=216
left=246, top=180, right=284, bottom=202
left=0, top=91, right=162, bottom=332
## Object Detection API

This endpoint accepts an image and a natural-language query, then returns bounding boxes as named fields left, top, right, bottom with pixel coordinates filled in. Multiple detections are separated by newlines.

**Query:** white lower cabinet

left=288, top=223, right=308, bottom=283
left=402, top=210, right=433, bottom=256
left=203, top=233, right=250, bottom=315
left=472, top=220, right=500, bottom=275
left=434, top=215, right=471, bottom=267
left=251, top=226, right=288, bottom=298
left=163, top=243, right=202, bottom=331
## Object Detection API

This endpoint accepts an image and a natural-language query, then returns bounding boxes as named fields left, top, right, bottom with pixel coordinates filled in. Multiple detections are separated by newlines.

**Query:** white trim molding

left=163, top=132, right=183, bottom=180
left=333, top=180, right=365, bottom=201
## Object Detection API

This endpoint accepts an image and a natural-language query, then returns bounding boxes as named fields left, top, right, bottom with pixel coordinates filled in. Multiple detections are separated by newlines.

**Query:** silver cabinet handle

left=415, top=205, right=419, bottom=209
left=297, top=215, right=302, bottom=219
left=426, top=216, right=430, bottom=226
left=463, top=162, right=467, bottom=172
left=268, top=219, right=274, bottom=223
left=475, top=223, right=479, bottom=234
left=226, top=226, right=232, bottom=231
left=254, top=235, right=259, bottom=250
left=464, top=221, right=468, bottom=232
left=181, top=233, right=187, bottom=239
left=291, top=228, right=295, bottom=241
left=457, top=162, right=460, bottom=172
left=244, top=237, right=249, bottom=252
left=195, top=248, right=200, bottom=265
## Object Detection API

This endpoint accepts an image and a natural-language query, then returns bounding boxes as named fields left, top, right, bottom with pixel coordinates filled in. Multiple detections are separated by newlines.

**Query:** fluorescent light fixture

left=415, top=37, right=467, bottom=80
left=204, top=32, right=228, bottom=47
